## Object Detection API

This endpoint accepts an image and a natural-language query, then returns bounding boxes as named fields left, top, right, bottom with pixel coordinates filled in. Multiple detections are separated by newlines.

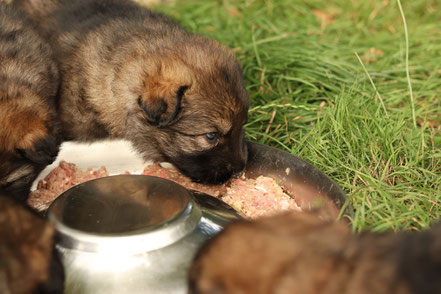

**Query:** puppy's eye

left=204, top=132, right=219, bottom=142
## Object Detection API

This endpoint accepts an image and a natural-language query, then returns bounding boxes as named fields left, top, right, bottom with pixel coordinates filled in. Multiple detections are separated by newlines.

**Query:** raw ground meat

left=223, top=176, right=301, bottom=219
left=29, top=162, right=301, bottom=218
left=142, top=164, right=301, bottom=218
left=28, top=161, right=109, bottom=211
left=141, top=163, right=228, bottom=196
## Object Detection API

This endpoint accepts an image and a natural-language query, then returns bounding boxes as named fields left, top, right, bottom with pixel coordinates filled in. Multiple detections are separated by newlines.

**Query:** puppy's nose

left=231, top=170, right=244, bottom=179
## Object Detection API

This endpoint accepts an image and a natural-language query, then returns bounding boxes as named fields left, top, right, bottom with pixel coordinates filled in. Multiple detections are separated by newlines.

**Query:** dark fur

left=0, top=2, right=60, bottom=200
left=0, top=189, right=65, bottom=294
left=189, top=211, right=441, bottom=294
left=13, top=0, right=249, bottom=184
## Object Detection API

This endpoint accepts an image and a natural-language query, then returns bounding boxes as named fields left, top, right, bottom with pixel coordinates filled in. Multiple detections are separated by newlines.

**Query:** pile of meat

left=29, top=161, right=301, bottom=218
left=28, top=162, right=108, bottom=211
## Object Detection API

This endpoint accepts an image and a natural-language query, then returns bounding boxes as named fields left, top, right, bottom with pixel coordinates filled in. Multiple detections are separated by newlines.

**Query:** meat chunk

left=30, top=162, right=301, bottom=218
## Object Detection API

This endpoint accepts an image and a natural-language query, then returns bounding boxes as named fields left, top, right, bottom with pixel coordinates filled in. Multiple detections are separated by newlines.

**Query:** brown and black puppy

left=189, top=211, right=441, bottom=294
left=0, top=189, right=64, bottom=294
left=13, top=0, right=249, bottom=185
left=0, top=2, right=60, bottom=201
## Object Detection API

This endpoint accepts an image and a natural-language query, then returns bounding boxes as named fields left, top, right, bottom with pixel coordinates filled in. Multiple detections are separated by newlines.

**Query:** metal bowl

left=48, top=175, right=240, bottom=294
left=245, top=142, right=352, bottom=220
left=46, top=141, right=352, bottom=294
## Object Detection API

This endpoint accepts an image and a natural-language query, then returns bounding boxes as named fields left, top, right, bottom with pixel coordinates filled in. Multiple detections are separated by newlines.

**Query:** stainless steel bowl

left=245, top=142, right=352, bottom=220
left=47, top=175, right=240, bottom=294
left=47, top=141, right=352, bottom=294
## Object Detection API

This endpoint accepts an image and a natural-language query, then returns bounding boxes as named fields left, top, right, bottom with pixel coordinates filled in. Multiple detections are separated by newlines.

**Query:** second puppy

left=0, top=2, right=60, bottom=201
left=0, top=189, right=65, bottom=294
left=189, top=212, right=441, bottom=294
left=14, top=0, right=250, bottom=184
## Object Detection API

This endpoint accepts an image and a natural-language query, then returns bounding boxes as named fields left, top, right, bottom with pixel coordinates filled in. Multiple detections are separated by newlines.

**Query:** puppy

left=14, top=0, right=250, bottom=184
left=0, top=2, right=60, bottom=201
left=0, top=189, right=64, bottom=294
left=189, top=211, right=441, bottom=294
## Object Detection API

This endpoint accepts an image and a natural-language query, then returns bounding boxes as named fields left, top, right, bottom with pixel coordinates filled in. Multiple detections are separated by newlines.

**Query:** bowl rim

left=245, top=141, right=353, bottom=220
left=48, top=175, right=203, bottom=254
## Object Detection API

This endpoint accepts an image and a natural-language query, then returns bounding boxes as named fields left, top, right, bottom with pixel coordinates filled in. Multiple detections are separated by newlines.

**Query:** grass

left=141, top=0, right=441, bottom=232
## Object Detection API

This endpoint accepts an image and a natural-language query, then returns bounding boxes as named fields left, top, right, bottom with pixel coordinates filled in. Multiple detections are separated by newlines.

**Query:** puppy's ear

left=138, top=77, right=189, bottom=127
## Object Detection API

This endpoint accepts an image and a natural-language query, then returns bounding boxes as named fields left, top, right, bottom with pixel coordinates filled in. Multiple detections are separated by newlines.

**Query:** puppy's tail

left=12, top=0, right=64, bottom=25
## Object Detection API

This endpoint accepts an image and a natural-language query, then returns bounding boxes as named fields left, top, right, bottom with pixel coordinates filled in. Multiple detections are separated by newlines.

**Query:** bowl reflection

left=48, top=175, right=241, bottom=294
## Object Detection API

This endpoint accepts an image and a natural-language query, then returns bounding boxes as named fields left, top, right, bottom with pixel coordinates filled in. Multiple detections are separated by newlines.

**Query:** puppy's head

left=132, top=37, right=249, bottom=184
left=0, top=87, right=60, bottom=201
left=188, top=212, right=352, bottom=294
left=0, top=136, right=59, bottom=202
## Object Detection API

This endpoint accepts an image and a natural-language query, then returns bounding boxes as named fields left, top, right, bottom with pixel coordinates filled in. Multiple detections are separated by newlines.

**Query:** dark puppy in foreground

left=0, top=189, right=64, bottom=294
left=0, top=3, right=60, bottom=201
left=14, top=0, right=249, bottom=184
left=189, top=212, right=441, bottom=294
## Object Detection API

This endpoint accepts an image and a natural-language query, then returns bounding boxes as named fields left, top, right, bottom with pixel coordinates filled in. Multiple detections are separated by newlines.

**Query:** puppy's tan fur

left=0, top=94, right=49, bottom=152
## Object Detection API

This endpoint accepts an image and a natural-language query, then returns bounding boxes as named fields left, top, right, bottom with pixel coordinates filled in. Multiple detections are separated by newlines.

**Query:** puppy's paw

left=17, top=134, right=59, bottom=165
